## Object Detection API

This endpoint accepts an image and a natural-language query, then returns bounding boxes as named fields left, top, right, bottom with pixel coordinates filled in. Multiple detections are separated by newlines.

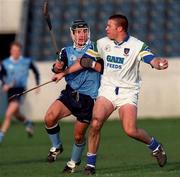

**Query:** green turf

left=0, top=118, right=180, bottom=177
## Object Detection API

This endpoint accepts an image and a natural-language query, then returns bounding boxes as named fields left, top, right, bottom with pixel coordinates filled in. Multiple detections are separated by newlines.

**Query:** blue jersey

left=0, top=56, right=40, bottom=88
left=59, top=41, right=101, bottom=99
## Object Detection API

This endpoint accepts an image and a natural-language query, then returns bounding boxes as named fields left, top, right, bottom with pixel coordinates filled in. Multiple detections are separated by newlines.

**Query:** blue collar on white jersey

left=114, top=34, right=129, bottom=46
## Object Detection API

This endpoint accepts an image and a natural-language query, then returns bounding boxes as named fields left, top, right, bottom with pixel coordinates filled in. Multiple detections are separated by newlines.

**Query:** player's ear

left=117, top=26, right=123, bottom=32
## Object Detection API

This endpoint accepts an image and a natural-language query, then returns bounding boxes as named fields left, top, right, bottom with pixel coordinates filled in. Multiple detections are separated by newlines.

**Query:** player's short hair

left=109, top=14, right=128, bottom=32
left=10, top=41, right=22, bottom=49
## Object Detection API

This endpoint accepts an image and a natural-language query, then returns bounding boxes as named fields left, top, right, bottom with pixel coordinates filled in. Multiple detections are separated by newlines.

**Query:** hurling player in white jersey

left=84, top=14, right=168, bottom=175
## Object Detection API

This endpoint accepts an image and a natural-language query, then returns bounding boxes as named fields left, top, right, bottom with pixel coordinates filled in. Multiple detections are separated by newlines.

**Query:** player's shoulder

left=3, top=57, right=10, bottom=61
left=97, top=37, right=112, bottom=48
left=21, top=56, right=32, bottom=64
left=97, top=37, right=110, bottom=44
left=61, top=46, right=68, bottom=51
left=2, top=57, right=11, bottom=65
left=129, top=36, right=144, bottom=46
left=128, top=36, right=144, bottom=50
left=22, top=56, right=31, bottom=60
left=64, top=46, right=73, bottom=53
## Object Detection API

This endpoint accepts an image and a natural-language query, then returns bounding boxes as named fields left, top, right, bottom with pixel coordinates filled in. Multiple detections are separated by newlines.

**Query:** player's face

left=106, top=19, right=119, bottom=40
left=73, top=28, right=89, bottom=47
left=10, top=45, right=21, bottom=60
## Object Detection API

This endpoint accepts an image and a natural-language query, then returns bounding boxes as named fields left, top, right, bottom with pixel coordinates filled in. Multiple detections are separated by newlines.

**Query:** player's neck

left=115, top=32, right=128, bottom=43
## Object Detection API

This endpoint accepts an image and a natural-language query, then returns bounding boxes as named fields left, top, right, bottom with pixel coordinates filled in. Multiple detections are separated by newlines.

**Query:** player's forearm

left=64, top=62, right=83, bottom=75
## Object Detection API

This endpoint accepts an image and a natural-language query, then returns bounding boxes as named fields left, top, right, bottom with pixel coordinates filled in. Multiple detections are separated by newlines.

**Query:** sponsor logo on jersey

left=107, top=55, right=124, bottom=64
left=106, top=63, right=122, bottom=69
left=123, top=48, right=130, bottom=56
left=106, top=55, right=124, bottom=69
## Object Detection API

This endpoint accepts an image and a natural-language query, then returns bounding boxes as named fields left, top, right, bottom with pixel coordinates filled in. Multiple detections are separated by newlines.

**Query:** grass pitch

left=0, top=118, right=180, bottom=177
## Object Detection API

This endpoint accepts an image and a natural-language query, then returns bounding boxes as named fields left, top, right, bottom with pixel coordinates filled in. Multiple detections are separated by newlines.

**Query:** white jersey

left=97, top=36, right=154, bottom=91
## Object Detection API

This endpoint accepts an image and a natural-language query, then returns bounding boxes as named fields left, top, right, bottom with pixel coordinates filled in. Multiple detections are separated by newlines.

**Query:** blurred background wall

left=0, top=0, right=180, bottom=120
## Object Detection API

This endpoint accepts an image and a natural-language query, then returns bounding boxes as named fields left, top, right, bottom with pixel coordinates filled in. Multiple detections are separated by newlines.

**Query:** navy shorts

left=7, top=87, right=25, bottom=103
left=57, top=85, right=94, bottom=124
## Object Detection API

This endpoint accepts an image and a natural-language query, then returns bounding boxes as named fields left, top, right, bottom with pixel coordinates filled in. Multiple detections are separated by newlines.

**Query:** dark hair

left=109, top=14, right=128, bottom=32
left=10, top=41, right=22, bottom=49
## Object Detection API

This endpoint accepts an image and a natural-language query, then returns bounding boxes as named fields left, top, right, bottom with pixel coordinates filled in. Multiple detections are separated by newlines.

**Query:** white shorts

left=98, top=85, right=139, bottom=109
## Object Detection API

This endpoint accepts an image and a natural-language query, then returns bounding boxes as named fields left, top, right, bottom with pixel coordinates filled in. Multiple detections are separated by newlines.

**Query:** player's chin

left=78, top=42, right=86, bottom=46
left=107, top=33, right=114, bottom=40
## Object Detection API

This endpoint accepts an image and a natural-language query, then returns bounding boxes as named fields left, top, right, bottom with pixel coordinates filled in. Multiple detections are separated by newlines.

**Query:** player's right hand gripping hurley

left=52, top=60, right=64, bottom=74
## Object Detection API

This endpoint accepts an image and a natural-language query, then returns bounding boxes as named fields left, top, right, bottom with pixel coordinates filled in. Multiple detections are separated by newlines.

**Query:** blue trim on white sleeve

left=143, top=55, right=155, bottom=64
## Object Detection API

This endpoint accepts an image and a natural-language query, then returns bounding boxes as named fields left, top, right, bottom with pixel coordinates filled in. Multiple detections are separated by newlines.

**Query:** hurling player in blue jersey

left=44, top=20, right=103, bottom=173
left=83, top=14, right=168, bottom=175
left=0, top=42, right=40, bottom=143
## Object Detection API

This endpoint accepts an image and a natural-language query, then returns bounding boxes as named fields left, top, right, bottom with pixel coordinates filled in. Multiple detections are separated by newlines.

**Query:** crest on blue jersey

left=70, top=55, right=77, bottom=61
left=124, top=48, right=130, bottom=56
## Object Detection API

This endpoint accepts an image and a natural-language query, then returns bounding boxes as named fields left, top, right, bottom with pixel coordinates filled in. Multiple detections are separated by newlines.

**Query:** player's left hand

left=158, top=59, right=168, bottom=70
left=151, top=58, right=168, bottom=70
